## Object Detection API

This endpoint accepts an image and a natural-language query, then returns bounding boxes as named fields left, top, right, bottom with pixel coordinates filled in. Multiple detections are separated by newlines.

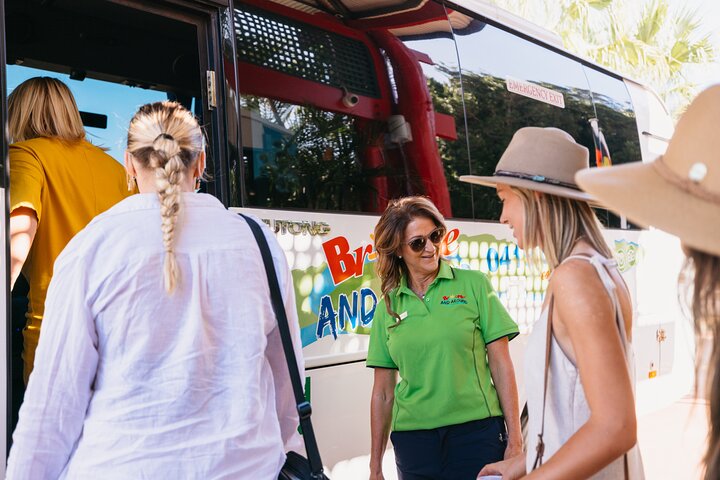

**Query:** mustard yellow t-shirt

left=10, top=137, right=132, bottom=381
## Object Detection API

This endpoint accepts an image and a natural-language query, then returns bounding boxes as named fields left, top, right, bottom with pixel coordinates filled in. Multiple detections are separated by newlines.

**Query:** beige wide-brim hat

left=577, top=85, right=720, bottom=257
left=459, top=127, right=594, bottom=202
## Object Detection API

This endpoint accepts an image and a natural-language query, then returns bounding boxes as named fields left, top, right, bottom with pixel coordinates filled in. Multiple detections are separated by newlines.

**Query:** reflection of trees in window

left=427, top=65, right=638, bottom=223
left=242, top=97, right=383, bottom=211
left=591, top=98, right=640, bottom=167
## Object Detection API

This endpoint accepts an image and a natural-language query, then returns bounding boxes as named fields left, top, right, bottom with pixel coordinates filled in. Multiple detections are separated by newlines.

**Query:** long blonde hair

left=682, top=249, right=720, bottom=480
left=8, top=77, right=86, bottom=143
left=511, top=186, right=611, bottom=269
left=373, top=196, right=446, bottom=322
left=127, top=101, right=204, bottom=293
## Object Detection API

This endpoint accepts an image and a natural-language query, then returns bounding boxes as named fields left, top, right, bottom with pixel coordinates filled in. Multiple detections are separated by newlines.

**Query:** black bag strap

left=240, top=214, right=326, bottom=479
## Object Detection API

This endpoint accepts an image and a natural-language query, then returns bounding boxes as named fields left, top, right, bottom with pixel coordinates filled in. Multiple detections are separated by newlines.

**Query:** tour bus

left=0, top=0, right=687, bottom=475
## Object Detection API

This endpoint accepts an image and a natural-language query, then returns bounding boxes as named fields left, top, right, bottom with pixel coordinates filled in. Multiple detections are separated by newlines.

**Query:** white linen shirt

left=6, top=193, right=304, bottom=480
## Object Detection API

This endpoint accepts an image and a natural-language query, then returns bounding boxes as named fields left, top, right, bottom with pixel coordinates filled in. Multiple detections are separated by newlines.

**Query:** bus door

left=1, top=0, right=11, bottom=465
left=3, top=0, right=231, bottom=448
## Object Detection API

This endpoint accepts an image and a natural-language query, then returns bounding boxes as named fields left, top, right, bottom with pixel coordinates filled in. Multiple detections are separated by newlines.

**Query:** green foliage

left=243, top=97, right=384, bottom=211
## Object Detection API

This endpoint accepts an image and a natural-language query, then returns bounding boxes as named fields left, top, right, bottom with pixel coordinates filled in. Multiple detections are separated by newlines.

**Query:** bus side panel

left=306, top=362, right=374, bottom=469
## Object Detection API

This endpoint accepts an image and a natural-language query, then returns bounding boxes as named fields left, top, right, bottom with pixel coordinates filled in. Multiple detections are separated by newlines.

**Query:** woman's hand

left=504, top=440, right=523, bottom=459
left=486, top=338, right=523, bottom=460
left=478, top=453, right=526, bottom=480
left=369, top=471, right=385, bottom=480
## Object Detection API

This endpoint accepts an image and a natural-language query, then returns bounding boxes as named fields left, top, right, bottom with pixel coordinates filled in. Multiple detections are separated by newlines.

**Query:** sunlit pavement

left=638, top=393, right=708, bottom=480
left=328, top=394, right=709, bottom=480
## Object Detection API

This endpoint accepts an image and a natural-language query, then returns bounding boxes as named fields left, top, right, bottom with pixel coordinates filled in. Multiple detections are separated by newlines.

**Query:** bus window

left=583, top=67, right=642, bottom=229
left=448, top=13, right=596, bottom=222
left=234, top=2, right=465, bottom=216
left=393, top=15, right=471, bottom=219
left=583, top=67, right=640, bottom=167
left=234, top=3, right=390, bottom=213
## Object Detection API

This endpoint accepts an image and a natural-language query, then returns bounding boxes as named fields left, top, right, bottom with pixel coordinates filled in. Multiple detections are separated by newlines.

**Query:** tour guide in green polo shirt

left=367, top=197, right=521, bottom=480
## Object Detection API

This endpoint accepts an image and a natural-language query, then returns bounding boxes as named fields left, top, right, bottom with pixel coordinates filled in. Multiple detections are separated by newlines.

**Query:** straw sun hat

left=459, top=127, right=593, bottom=202
left=576, top=85, right=720, bottom=257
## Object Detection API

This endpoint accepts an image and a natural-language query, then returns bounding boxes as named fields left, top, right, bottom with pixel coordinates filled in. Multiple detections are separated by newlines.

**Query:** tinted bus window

left=583, top=66, right=640, bottom=168
left=583, top=67, right=642, bottom=228
left=394, top=28, right=469, bottom=218
left=449, top=18, right=596, bottom=221
left=234, top=3, right=461, bottom=215
left=234, top=4, right=388, bottom=212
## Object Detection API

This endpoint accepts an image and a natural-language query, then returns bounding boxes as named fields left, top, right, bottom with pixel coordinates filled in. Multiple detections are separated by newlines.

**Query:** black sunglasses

left=405, top=227, right=446, bottom=253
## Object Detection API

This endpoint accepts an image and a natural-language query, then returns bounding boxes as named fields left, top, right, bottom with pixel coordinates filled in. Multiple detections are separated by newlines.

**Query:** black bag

left=240, top=214, right=329, bottom=480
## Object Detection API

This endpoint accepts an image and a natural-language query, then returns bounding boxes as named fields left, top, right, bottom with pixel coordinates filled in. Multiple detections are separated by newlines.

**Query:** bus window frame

left=102, top=0, right=234, bottom=207
left=2, top=0, right=11, bottom=462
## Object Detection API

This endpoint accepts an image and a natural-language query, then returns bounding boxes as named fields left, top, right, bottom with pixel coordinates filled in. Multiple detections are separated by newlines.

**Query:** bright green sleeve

left=366, top=298, right=397, bottom=369
left=475, top=273, right=519, bottom=345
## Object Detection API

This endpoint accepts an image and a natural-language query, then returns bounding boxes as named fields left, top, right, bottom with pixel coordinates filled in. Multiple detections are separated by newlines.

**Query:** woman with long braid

left=6, top=101, right=304, bottom=479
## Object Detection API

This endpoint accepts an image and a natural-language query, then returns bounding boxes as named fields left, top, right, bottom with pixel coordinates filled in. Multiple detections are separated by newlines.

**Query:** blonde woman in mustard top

left=8, top=77, right=132, bottom=383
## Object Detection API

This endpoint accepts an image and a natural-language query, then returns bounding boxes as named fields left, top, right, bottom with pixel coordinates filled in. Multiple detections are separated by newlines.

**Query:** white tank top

left=524, top=254, right=645, bottom=479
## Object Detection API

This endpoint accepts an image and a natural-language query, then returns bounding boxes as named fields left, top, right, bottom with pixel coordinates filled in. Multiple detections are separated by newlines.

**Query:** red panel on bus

left=237, top=62, right=391, bottom=120
left=434, top=112, right=457, bottom=141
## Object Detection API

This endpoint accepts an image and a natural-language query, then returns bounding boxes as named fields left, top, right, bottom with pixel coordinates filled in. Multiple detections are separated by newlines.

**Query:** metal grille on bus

left=234, top=4, right=381, bottom=98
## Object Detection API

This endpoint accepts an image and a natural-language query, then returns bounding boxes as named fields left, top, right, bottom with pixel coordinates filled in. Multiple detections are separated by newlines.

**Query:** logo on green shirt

left=440, top=294, right=468, bottom=305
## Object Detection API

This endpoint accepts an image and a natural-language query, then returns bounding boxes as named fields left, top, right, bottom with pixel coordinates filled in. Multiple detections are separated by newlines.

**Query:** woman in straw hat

left=463, top=127, right=644, bottom=479
left=577, top=85, right=720, bottom=480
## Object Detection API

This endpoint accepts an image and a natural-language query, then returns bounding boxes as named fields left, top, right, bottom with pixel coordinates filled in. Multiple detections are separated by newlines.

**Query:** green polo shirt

left=367, top=261, right=518, bottom=431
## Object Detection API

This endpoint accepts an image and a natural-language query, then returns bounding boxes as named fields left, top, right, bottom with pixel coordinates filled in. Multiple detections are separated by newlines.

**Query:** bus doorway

left=3, top=0, right=229, bottom=452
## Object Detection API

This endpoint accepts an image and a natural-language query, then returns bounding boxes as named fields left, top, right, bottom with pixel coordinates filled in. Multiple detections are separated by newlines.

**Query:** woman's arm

left=369, top=368, right=397, bottom=480
left=486, top=337, right=523, bottom=458
left=10, top=207, right=38, bottom=289
left=524, top=263, right=637, bottom=480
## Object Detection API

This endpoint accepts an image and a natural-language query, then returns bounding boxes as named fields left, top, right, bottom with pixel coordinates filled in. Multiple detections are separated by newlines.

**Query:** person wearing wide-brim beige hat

left=466, top=127, right=645, bottom=480
left=460, top=126, right=594, bottom=204
left=577, top=85, right=720, bottom=480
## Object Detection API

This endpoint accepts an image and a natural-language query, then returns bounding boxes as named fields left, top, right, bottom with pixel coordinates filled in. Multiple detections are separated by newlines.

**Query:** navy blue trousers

left=390, top=416, right=507, bottom=480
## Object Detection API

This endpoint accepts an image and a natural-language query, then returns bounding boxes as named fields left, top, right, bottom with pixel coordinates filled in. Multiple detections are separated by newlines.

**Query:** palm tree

left=490, top=0, right=716, bottom=116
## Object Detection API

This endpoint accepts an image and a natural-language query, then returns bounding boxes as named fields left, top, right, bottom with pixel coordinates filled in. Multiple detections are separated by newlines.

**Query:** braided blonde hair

left=127, top=101, right=204, bottom=293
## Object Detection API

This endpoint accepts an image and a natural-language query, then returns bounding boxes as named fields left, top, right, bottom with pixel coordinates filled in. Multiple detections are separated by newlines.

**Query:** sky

left=676, top=0, right=720, bottom=91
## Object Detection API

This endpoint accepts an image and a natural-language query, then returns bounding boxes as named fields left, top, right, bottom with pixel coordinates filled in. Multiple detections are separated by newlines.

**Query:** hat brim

left=576, top=161, right=720, bottom=257
left=459, top=175, right=595, bottom=203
